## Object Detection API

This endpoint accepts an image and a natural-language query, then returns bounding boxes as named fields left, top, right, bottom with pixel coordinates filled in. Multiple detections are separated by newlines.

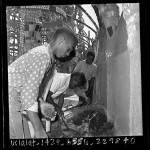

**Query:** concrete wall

left=106, top=4, right=142, bottom=136
left=107, top=51, right=130, bottom=136
left=106, top=13, right=130, bottom=136
left=128, top=7, right=142, bottom=135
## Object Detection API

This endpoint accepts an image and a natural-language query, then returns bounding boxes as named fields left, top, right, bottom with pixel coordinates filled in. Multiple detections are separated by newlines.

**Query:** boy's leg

left=9, top=88, right=24, bottom=139
left=9, top=111, right=24, bottom=139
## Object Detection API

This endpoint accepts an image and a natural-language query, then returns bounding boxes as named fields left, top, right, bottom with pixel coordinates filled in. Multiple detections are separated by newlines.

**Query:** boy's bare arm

left=57, top=94, right=65, bottom=109
left=46, top=91, right=61, bottom=111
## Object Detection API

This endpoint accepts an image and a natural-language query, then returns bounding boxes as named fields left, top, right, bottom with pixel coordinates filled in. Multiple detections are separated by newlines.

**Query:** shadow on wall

left=114, top=13, right=128, bottom=56
left=93, top=27, right=107, bottom=107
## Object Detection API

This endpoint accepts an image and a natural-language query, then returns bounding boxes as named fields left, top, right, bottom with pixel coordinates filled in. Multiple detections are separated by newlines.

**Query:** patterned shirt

left=8, top=44, right=53, bottom=111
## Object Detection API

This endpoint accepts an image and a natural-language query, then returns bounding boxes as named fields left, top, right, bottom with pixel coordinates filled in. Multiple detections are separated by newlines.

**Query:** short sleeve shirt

left=50, top=70, right=71, bottom=99
left=8, top=44, right=52, bottom=111
left=74, top=60, right=97, bottom=81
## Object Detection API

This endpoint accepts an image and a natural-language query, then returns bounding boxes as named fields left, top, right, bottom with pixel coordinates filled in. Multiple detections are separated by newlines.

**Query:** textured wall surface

left=93, top=3, right=142, bottom=136
left=93, top=27, right=107, bottom=107
left=107, top=51, right=130, bottom=136
left=129, top=30, right=142, bottom=135
left=106, top=3, right=142, bottom=136
left=126, top=4, right=142, bottom=135
left=106, top=13, right=130, bottom=136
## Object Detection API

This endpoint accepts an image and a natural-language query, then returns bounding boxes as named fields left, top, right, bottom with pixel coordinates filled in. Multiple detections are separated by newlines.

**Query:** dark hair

left=53, top=49, right=76, bottom=63
left=53, top=27, right=78, bottom=47
left=87, top=50, right=95, bottom=58
left=69, top=72, right=87, bottom=89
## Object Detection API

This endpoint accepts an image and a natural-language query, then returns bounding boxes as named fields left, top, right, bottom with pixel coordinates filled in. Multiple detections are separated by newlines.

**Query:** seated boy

left=42, top=70, right=89, bottom=119
left=27, top=70, right=88, bottom=137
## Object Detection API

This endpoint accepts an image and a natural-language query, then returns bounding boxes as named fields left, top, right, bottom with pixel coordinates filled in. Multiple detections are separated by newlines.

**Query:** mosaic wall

left=7, top=5, right=76, bottom=65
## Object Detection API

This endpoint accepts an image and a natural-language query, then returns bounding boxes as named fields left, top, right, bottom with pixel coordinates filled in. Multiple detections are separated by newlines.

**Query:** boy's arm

left=21, top=54, right=49, bottom=138
left=87, top=65, right=97, bottom=93
left=57, top=93, right=65, bottom=109
left=74, top=61, right=81, bottom=72
left=77, top=90, right=90, bottom=104
left=87, top=77, right=95, bottom=92
left=46, top=90, right=61, bottom=111
left=46, top=91, right=64, bottom=117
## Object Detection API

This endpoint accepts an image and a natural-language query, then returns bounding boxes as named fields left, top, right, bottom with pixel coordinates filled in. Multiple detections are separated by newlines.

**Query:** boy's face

left=74, top=87, right=85, bottom=96
left=86, top=55, right=94, bottom=65
left=54, top=37, right=74, bottom=58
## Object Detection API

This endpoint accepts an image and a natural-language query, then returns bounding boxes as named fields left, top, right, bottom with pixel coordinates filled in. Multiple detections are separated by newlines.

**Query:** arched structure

left=7, top=5, right=98, bottom=65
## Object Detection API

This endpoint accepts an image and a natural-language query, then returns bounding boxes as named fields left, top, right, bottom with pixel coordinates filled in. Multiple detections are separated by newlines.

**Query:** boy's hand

left=85, top=97, right=91, bottom=104
left=57, top=109, right=64, bottom=119
left=39, top=98, right=55, bottom=119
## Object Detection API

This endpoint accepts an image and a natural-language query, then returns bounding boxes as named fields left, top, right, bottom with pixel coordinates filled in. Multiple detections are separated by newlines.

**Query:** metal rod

left=76, top=4, right=99, bottom=31
left=75, top=19, right=97, bottom=34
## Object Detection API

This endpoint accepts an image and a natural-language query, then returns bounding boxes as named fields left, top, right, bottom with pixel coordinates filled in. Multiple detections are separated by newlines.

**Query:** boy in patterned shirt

left=8, top=27, right=78, bottom=139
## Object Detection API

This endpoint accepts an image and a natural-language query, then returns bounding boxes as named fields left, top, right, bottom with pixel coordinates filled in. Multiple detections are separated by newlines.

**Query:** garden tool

left=58, top=113, right=70, bottom=130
